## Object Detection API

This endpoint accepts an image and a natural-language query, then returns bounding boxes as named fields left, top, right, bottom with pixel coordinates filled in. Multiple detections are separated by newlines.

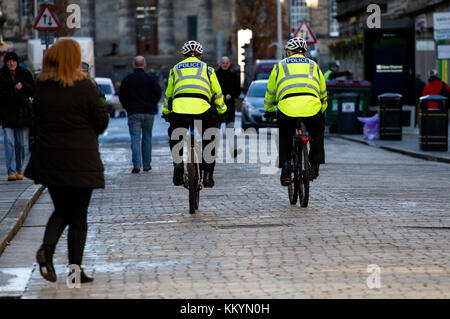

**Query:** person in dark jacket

left=119, top=56, right=162, bottom=173
left=25, top=39, right=109, bottom=284
left=0, top=52, right=34, bottom=181
left=323, top=63, right=352, bottom=81
left=216, top=56, right=242, bottom=158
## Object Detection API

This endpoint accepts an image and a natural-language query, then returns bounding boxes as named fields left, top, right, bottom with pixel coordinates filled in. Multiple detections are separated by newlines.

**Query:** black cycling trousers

left=43, top=186, right=93, bottom=266
left=277, top=110, right=325, bottom=168
left=168, top=108, right=219, bottom=172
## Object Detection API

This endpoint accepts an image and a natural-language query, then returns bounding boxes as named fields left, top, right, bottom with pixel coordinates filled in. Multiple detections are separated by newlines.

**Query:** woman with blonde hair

left=25, top=39, right=109, bottom=283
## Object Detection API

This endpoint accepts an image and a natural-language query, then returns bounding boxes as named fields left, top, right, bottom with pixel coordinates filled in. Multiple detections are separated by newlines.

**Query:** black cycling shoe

left=173, top=163, right=184, bottom=186
left=309, top=164, right=320, bottom=181
left=203, top=171, right=215, bottom=188
left=280, top=162, right=292, bottom=186
left=36, top=244, right=57, bottom=283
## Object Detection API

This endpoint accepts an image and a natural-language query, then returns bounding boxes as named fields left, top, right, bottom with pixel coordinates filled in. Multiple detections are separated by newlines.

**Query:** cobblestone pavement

left=0, top=126, right=449, bottom=298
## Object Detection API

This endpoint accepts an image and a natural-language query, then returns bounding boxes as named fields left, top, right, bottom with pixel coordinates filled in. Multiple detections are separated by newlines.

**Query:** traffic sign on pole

left=33, top=5, right=61, bottom=31
left=293, top=21, right=317, bottom=45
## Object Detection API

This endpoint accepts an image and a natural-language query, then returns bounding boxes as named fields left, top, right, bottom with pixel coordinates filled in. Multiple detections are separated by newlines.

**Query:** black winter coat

left=119, top=69, right=162, bottom=116
left=24, top=79, right=109, bottom=189
left=0, top=66, right=35, bottom=128
left=215, top=67, right=241, bottom=121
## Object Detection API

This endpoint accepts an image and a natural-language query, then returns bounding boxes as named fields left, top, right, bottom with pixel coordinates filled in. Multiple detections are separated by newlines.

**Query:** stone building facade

left=0, top=0, right=235, bottom=69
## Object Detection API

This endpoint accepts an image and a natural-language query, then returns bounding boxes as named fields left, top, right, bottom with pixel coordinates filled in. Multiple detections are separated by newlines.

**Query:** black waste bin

left=336, top=92, right=361, bottom=134
left=419, top=95, right=448, bottom=152
left=378, top=93, right=403, bottom=140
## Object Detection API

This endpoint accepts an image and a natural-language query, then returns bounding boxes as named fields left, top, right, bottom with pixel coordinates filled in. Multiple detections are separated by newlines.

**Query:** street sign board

left=433, top=12, right=450, bottom=41
left=293, top=21, right=317, bottom=45
left=33, top=5, right=61, bottom=31
left=434, top=29, right=450, bottom=41
left=434, top=12, right=450, bottom=30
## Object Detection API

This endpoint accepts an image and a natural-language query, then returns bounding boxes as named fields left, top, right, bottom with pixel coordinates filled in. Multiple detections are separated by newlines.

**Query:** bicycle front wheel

left=288, top=143, right=300, bottom=205
left=299, top=145, right=310, bottom=208
left=188, top=162, right=197, bottom=214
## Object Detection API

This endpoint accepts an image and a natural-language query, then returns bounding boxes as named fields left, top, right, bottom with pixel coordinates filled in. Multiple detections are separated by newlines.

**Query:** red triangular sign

left=294, top=21, right=317, bottom=45
left=33, top=5, right=61, bottom=30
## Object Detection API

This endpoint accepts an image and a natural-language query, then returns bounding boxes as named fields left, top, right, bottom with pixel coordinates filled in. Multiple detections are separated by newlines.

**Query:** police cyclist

left=264, top=37, right=327, bottom=185
left=162, top=40, right=227, bottom=188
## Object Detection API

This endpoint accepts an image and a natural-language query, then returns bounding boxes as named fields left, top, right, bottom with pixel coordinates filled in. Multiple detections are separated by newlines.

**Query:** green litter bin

left=325, top=80, right=372, bottom=133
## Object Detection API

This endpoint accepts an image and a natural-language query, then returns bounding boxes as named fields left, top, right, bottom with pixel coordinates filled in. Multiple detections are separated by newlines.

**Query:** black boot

left=36, top=244, right=57, bottom=282
left=280, top=161, right=292, bottom=186
left=203, top=170, right=215, bottom=188
left=309, top=164, right=320, bottom=181
left=68, top=266, right=94, bottom=284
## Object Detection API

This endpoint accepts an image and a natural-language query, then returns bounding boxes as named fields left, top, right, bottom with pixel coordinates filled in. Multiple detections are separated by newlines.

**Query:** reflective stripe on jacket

left=162, top=57, right=226, bottom=115
left=264, top=54, right=328, bottom=117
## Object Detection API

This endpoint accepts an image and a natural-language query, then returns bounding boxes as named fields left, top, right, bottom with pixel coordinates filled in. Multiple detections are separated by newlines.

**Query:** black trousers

left=43, top=186, right=93, bottom=266
left=168, top=107, right=219, bottom=172
left=277, top=110, right=325, bottom=168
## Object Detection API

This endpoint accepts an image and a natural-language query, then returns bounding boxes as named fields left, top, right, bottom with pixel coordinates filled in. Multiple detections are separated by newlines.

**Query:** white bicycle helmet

left=285, top=37, right=307, bottom=52
left=181, top=40, right=203, bottom=56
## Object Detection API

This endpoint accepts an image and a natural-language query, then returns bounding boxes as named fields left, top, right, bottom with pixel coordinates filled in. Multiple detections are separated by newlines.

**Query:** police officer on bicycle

left=264, top=37, right=327, bottom=185
left=162, top=40, right=227, bottom=188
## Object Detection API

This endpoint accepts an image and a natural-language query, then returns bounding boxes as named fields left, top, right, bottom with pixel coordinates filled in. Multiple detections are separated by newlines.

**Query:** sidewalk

left=0, top=131, right=45, bottom=257
left=331, top=123, right=450, bottom=164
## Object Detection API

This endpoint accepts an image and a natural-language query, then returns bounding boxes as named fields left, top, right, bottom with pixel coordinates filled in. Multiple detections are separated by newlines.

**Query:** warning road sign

left=293, top=21, right=317, bottom=45
left=33, top=5, right=61, bottom=31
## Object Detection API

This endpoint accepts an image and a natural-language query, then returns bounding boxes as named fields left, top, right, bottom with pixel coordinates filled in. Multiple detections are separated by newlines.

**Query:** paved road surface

left=0, top=116, right=449, bottom=298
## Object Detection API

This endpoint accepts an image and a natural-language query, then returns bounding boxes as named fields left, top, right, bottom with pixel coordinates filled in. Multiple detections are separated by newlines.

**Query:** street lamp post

left=276, top=0, right=282, bottom=60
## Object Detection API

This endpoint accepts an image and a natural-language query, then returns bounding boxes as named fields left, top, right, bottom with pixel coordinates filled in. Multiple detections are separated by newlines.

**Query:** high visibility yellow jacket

left=162, top=57, right=226, bottom=115
left=264, top=54, right=327, bottom=117
left=323, top=69, right=332, bottom=81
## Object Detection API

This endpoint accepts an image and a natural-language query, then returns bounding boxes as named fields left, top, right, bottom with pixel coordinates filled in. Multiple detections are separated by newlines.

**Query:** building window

left=187, top=16, right=197, bottom=41
left=329, top=0, right=339, bottom=37
left=290, top=0, right=310, bottom=34
left=20, top=0, right=34, bottom=40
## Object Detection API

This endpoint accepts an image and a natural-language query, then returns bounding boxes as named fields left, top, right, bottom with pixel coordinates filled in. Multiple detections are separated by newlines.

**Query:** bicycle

left=264, top=112, right=310, bottom=207
left=288, top=120, right=310, bottom=208
left=184, top=118, right=202, bottom=214
left=164, top=113, right=202, bottom=214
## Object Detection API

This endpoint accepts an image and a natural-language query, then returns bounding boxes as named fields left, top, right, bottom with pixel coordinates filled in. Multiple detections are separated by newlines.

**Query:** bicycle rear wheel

left=194, top=163, right=200, bottom=210
left=299, top=145, right=310, bottom=207
left=288, top=143, right=300, bottom=205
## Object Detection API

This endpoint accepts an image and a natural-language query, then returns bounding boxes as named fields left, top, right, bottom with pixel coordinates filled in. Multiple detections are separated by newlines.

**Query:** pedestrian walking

left=25, top=39, right=109, bottom=283
left=0, top=52, right=34, bottom=181
left=119, top=56, right=162, bottom=173
left=422, top=69, right=450, bottom=98
left=422, top=69, right=450, bottom=111
left=216, top=56, right=242, bottom=158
